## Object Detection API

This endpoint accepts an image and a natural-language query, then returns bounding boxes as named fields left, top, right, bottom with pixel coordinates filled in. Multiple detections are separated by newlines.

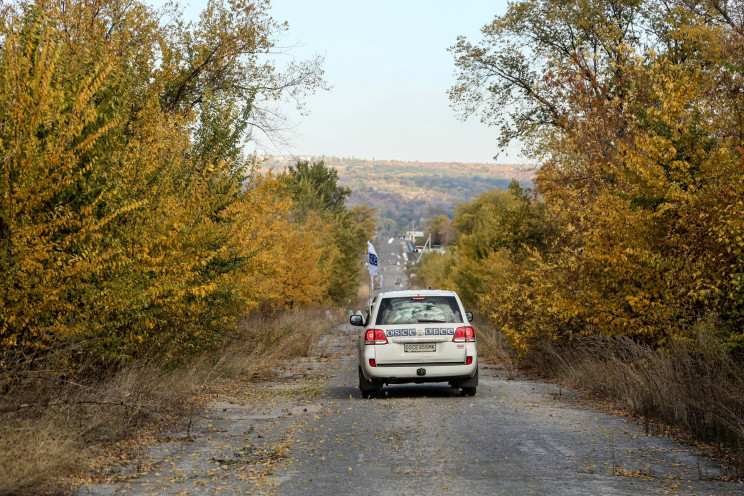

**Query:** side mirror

left=350, top=314, right=364, bottom=326
left=465, top=312, right=473, bottom=322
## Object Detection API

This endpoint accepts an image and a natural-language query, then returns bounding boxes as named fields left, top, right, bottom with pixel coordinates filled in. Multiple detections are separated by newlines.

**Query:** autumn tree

left=424, top=215, right=456, bottom=246
left=283, top=160, right=374, bottom=303
left=0, top=0, right=330, bottom=377
left=449, top=0, right=744, bottom=351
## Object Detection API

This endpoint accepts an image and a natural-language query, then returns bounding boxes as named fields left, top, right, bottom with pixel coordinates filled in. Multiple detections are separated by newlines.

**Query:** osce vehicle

left=350, top=290, right=478, bottom=398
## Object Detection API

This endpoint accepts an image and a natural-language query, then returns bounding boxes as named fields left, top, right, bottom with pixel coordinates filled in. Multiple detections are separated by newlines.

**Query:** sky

left=157, top=1, right=522, bottom=164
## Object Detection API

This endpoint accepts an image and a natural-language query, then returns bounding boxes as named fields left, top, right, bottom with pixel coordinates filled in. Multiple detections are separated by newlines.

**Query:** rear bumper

left=362, top=361, right=477, bottom=384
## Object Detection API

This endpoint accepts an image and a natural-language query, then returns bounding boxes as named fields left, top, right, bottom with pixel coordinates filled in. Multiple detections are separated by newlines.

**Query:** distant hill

left=261, top=155, right=534, bottom=230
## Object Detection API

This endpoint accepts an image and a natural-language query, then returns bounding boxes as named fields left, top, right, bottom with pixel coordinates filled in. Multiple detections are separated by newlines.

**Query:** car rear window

left=375, top=296, right=463, bottom=325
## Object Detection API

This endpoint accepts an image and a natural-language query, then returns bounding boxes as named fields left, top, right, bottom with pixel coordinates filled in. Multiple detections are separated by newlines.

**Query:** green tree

left=285, top=160, right=351, bottom=220
left=283, top=160, right=374, bottom=302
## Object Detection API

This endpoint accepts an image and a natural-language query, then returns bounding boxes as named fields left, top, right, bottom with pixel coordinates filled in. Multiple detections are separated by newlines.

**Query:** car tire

left=461, top=386, right=477, bottom=396
left=359, top=367, right=380, bottom=399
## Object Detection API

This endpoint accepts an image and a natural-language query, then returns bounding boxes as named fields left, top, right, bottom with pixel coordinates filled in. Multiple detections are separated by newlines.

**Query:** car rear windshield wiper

left=417, top=319, right=446, bottom=323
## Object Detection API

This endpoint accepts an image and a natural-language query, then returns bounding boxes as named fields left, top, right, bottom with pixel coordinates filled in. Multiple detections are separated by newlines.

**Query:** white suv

left=350, top=289, right=478, bottom=398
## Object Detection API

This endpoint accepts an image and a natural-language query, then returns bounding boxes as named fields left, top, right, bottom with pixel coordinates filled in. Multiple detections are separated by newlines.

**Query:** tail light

left=365, top=329, right=388, bottom=345
left=453, top=326, right=475, bottom=343
left=466, top=356, right=473, bottom=365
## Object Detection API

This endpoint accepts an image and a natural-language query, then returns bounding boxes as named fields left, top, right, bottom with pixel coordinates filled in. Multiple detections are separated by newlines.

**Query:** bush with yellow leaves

left=0, top=1, right=370, bottom=379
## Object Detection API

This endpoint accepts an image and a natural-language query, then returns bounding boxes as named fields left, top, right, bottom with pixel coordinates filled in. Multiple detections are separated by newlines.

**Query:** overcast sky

left=158, top=1, right=521, bottom=164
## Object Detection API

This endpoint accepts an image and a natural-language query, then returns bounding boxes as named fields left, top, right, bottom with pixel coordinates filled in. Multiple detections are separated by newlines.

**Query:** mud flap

left=460, top=368, right=478, bottom=388
left=359, top=367, right=381, bottom=391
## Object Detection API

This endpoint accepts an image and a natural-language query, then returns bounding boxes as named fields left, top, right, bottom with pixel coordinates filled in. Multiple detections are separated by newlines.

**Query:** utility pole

left=416, top=233, right=431, bottom=263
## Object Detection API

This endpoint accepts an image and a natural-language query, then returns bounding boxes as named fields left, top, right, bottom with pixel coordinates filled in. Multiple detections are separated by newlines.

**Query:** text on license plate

left=404, top=343, right=436, bottom=352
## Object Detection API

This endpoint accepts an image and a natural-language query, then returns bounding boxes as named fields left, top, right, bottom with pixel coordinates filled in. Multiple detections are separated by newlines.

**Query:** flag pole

left=367, top=240, right=379, bottom=310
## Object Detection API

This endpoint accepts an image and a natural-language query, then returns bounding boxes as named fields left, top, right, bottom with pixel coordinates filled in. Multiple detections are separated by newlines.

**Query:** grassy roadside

left=473, top=315, right=744, bottom=474
left=0, top=307, right=344, bottom=496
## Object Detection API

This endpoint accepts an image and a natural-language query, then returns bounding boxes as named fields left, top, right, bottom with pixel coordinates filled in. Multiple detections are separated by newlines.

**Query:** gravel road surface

left=79, top=239, right=741, bottom=495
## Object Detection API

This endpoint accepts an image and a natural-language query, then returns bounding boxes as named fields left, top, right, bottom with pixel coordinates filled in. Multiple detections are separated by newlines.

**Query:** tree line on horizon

left=265, top=155, right=532, bottom=233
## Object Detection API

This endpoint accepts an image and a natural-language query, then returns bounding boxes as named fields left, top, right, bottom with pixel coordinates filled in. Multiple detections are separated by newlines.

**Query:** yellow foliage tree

left=0, top=0, right=339, bottom=378
left=448, top=0, right=744, bottom=353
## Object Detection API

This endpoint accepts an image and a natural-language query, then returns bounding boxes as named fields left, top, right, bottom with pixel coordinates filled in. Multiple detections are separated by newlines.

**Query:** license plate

left=404, top=343, right=435, bottom=352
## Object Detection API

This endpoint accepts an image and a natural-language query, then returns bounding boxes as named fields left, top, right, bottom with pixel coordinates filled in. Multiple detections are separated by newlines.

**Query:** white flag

left=367, top=241, right=379, bottom=277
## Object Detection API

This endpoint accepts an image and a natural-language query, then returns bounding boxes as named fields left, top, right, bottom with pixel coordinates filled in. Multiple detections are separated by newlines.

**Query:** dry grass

left=525, top=324, right=744, bottom=466
left=356, top=279, right=373, bottom=306
left=471, top=315, right=518, bottom=379
left=0, top=307, right=336, bottom=496
left=473, top=315, right=744, bottom=468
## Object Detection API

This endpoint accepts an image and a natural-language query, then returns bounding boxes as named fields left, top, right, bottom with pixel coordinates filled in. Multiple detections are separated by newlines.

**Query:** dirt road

left=79, top=240, right=741, bottom=495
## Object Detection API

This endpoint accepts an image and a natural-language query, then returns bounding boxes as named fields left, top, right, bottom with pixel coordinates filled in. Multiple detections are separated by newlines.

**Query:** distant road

left=376, top=237, right=410, bottom=293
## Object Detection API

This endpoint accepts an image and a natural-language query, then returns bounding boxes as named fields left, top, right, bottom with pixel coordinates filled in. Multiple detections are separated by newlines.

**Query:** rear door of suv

left=370, top=295, right=467, bottom=366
